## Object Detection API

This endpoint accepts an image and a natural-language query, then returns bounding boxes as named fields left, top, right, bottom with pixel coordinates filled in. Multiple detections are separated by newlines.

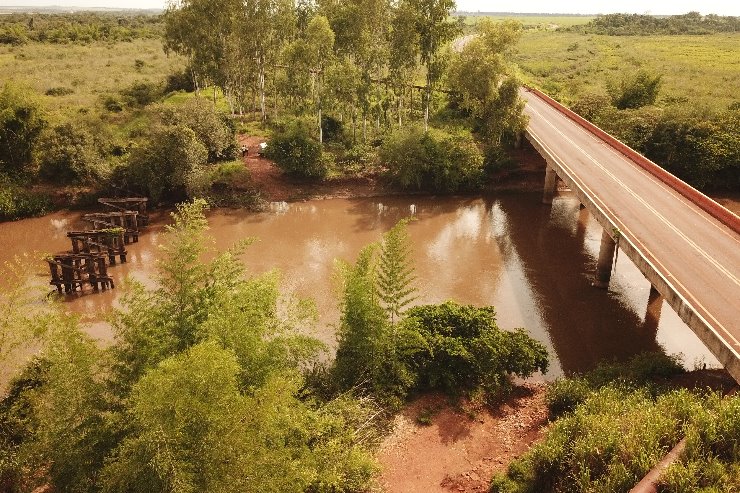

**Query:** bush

left=608, top=70, right=662, bottom=110
left=380, top=125, right=484, bottom=192
left=492, top=386, right=705, bottom=493
left=44, top=87, right=74, bottom=97
left=37, top=121, right=108, bottom=184
left=120, top=81, right=162, bottom=107
left=0, top=176, right=52, bottom=221
left=321, top=114, right=344, bottom=142
left=165, top=69, right=195, bottom=93
left=102, top=95, right=124, bottom=113
left=400, top=302, right=549, bottom=397
left=119, top=124, right=207, bottom=201
left=0, top=83, right=46, bottom=176
left=545, top=377, right=592, bottom=419
left=156, top=98, right=237, bottom=162
left=265, top=121, right=326, bottom=179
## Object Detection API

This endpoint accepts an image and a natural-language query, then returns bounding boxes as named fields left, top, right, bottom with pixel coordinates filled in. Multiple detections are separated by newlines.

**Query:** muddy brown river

left=0, top=192, right=721, bottom=382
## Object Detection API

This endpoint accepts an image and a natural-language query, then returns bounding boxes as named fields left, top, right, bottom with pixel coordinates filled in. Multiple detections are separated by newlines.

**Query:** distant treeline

left=0, top=13, right=162, bottom=45
left=570, top=12, right=739, bottom=35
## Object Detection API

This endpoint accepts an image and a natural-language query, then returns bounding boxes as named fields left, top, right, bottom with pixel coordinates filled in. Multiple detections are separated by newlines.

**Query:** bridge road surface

left=521, top=89, right=740, bottom=380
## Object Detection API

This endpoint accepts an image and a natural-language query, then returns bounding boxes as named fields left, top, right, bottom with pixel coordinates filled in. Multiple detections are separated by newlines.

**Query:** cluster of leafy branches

left=569, top=88, right=740, bottom=190
left=0, top=12, right=163, bottom=46
left=569, top=12, right=740, bottom=36
left=161, top=0, right=525, bottom=142
left=490, top=353, right=739, bottom=493
left=330, top=219, right=548, bottom=408
left=0, top=79, right=241, bottom=203
left=0, top=200, right=380, bottom=492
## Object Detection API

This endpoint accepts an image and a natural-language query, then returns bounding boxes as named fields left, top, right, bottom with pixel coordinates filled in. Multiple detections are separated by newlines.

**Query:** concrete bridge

left=522, top=88, right=740, bottom=383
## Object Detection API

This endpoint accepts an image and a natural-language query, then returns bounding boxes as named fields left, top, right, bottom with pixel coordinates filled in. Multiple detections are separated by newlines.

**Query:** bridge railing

left=525, top=87, right=740, bottom=235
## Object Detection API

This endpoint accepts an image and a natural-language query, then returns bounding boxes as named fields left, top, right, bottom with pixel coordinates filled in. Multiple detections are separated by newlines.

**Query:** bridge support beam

left=542, top=165, right=558, bottom=204
left=593, top=229, right=616, bottom=289
left=643, top=285, right=663, bottom=333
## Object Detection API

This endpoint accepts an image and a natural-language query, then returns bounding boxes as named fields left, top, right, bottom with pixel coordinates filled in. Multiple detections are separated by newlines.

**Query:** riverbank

left=378, top=368, right=736, bottom=492
left=237, top=134, right=550, bottom=203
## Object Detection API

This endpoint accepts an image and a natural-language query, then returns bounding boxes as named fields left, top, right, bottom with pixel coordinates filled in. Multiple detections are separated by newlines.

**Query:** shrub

left=156, top=98, right=237, bottom=162
left=0, top=176, right=52, bottom=221
left=120, top=81, right=162, bottom=107
left=608, top=70, right=662, bottom=110
left=119, top=124, right=207, bottom=201
left=0, top=83, right=46, bottom=176
left=265, top=121, right=326, bottom=179
left=321, top=114, right=344, bottom=142
left=400, top=302, right=549, bottom=396
left=44, top=87, right=74, bottom=97
left=491, top=386, right=705, bottom=493
left=37, top=121, right=108, bottom=184
left=165, top=69, right=195, bottom=93
left=102, top=95, right=124, bottom=113
left=380, top=125, right=484, bottom=192
left=545, top=377, right=592, bottom=419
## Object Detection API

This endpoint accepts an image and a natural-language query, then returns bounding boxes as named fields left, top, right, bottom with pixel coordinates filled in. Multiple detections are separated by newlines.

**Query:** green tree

left=380, top=125, right=485, bottom=192
left=388, top=2, right=420, bottom=127
left=333, top=244, right=387, bottom=390
left=399, top=302, right=549, bottom=395
left=123, top=124, right=208, bottom=201
left=37, top=121, right=108, bottom=184
left=402, top=0, right=459, bottom=130
left=157, top=98, right=237, bottom=162
left=447, top=19, right=527, bottom=146
left=264, top=120, right=326, bottom=179
left=163, top=0, right=243, bottom=96
left=377, top=219, right=417, bottom=324
left=0, top=82, right=46, bottom=176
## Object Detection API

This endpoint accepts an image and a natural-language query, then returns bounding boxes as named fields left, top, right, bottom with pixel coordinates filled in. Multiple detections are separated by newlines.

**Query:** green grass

left=0, top=38, right=185, bottom=121
left=514, top=31, right=740, bottom=110
left=458, top=14, right=595, bottom=29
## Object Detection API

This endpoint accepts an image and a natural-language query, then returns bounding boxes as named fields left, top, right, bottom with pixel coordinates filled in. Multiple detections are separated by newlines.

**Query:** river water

left=0, top=192, right=720, bottom=380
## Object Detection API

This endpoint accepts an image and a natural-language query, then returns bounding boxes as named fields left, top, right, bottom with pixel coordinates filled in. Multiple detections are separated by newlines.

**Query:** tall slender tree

left=403, top=0, right=459, bottom=130
left=377, top=219, right=417, bottom=325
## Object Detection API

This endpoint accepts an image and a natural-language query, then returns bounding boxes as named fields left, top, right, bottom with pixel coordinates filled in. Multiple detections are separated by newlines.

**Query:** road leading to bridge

left=521, top=88, right=740, bottom=381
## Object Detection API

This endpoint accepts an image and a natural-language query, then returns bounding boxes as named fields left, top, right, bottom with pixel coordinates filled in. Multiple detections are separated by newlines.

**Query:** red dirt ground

left=377, top=384, right=548, bottom=493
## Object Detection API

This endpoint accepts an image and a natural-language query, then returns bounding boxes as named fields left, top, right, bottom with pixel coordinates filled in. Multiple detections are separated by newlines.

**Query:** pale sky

left=3, top=0, right=739, bottom=16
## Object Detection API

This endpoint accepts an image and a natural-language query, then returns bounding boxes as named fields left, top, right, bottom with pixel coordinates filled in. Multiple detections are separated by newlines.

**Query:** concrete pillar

left=643, top=285, right=663, bottom=334
left=575, top=205, right=589, bottom=246
left=542, top=165, right=558, bottom=204
left=514, top=131, right=524, bottom=149
left=592, top=229, right=616, bottom=289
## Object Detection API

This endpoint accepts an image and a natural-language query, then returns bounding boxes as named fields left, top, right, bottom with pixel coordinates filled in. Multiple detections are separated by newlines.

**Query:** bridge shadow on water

left=485, top=193, right=664, bottom=376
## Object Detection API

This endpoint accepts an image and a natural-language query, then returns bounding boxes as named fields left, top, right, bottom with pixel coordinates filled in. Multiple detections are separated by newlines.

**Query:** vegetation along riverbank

left=1, top=3, right=738, bottom=492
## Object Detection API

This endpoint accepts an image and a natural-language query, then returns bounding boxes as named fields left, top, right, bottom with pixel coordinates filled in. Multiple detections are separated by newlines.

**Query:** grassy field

left=513, top=30, right=740, bottom=110
left=0, top=38, right=184, bottom=121
left=457, top=13, right=595, bottom=29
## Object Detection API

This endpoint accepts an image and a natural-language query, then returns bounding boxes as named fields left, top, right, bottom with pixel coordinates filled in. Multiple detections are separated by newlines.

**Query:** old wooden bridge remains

left=47, top=198, right=148, bottom=294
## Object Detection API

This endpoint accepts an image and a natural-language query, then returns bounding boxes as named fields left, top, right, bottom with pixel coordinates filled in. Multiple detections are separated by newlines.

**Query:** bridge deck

left=522, top=90, right=740, bottom=379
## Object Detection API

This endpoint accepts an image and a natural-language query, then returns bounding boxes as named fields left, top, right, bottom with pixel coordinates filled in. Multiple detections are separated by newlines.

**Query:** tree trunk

left=259, top=58, right=266, bottom=123
left=397, top=93, right=402, bottom=127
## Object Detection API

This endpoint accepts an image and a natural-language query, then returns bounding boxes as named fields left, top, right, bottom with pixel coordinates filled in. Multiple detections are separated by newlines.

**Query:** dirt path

left=377, top=384, right=548, bottom=493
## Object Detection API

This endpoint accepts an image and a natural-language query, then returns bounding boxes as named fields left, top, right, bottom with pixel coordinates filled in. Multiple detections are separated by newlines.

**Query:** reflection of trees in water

left=343, top=196, right=479, bottom=233
left=487, top=193, right=662, bottom=375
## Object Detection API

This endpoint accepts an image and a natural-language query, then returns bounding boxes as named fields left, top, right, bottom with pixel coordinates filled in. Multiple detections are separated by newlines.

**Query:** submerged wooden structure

left=67, top=230, right=127, bottom=264
left=82, top=211, right=140, bottom=243
left=47, top=253, right=114, bottom=293
left=47, top=197, right=149, bottom=296
left=98, top=197, right=149, bottom=226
